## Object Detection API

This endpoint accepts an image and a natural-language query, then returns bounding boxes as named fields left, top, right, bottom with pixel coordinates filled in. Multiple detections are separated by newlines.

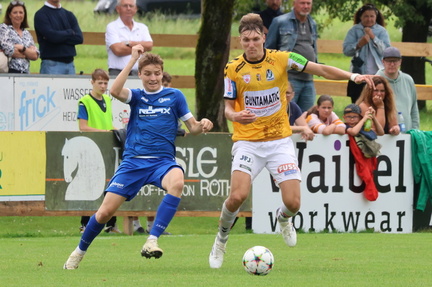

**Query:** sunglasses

left=11, top=1, right=25, bottom=5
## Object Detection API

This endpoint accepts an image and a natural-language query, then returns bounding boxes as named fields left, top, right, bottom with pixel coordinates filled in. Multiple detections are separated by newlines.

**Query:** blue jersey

left=123, top=87, right=191, bottom=159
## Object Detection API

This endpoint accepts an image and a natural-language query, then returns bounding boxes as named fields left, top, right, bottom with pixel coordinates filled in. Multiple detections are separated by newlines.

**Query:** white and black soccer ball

left=242, top=246, right=274, bottom=276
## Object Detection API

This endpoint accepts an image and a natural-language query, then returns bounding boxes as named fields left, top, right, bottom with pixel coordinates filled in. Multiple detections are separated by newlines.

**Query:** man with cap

left=376, top=47, right=419, bottom=130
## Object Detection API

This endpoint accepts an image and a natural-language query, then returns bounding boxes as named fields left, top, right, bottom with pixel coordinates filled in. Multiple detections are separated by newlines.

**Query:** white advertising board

left=252, top=134, right=413, bottom=234
left=0, top=75, right=141, bottom=131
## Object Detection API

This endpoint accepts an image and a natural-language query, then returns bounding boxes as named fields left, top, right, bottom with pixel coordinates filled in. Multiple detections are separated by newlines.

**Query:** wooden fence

left=29, top=31, right=432, bottom=100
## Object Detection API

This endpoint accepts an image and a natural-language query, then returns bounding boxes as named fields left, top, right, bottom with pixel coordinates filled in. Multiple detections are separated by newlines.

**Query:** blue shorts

left=106, top=157, right=183, bottom=201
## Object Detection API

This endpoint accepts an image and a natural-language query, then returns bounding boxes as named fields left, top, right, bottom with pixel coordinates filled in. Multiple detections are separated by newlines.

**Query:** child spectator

left=343, top=104, right=384, bottom=201
left=305, top=95, right=346, bottom=135
left=77, top=69, right=121, bottom=233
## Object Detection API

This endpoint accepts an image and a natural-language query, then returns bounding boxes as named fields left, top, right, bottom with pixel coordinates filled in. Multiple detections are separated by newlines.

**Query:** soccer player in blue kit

left=64, top=45, right=213, bottom=269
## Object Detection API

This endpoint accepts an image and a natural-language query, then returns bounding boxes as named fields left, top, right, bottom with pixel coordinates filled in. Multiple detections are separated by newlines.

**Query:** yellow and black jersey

left=224, top=49, right=308, bottom=142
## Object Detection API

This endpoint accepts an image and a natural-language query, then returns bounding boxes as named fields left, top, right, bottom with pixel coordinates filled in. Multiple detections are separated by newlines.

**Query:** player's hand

left=131, top=45, right=144, bottom=60
left=355, top=74, right=375, bottom=89
left=300, top=127, right=315, bottom=141
left=235, top=109, right=257, bottom=125
left=199, top=118, right=213, bottom=133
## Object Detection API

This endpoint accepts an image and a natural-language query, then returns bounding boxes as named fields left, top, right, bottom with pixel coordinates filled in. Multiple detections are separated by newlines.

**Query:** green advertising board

left=45, top=132, right=251, bottom=212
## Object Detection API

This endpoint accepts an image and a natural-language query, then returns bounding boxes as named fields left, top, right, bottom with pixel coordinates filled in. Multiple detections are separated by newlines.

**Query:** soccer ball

left=242, top=246, right=274, bottom=276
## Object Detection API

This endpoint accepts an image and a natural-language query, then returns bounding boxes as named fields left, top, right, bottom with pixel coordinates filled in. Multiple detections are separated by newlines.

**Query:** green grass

left=0, top=216, right=431, bottom=287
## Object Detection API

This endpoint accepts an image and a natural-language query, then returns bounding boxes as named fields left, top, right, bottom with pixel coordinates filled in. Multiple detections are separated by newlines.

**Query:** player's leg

left=267, top=137, right=301, bottom=247
left=209, top=170, right=252, bottom=268
left=141, top=167, right=183, bottom=259
left=64, top=193, right=126, bottom=269
left=277, top=179, right=301, bottom=247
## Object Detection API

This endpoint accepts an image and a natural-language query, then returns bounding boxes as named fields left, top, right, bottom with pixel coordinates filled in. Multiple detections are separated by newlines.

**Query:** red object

left=348, top=135, right=378, bottom=201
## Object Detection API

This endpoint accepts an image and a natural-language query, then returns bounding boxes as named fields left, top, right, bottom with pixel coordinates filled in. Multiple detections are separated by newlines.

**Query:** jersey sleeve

left=174, top=90, right=192, bottom=119
left=223, top=71, right=237, bottom=99
left=77, top=103, right=88, bottom=120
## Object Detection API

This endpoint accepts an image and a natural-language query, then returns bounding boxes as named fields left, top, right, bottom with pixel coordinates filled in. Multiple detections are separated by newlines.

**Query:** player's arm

left=184, top=117, right=213, bottom=135
left=110, top=45, right=144, bottom=102
left=305, top=61, right=374, bottom=87
left=78, top=119, right=110, bottom=132
left=224, top=99, right=257, bottom=124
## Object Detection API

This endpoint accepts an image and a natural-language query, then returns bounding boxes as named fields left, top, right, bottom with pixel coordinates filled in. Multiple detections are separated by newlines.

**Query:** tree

left=195, top=0, right=235, bottom=132
left=313, top=0, right=432, bottom=109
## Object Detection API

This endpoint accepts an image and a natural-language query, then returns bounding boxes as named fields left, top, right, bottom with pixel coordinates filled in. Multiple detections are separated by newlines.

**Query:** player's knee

left=284, top=199, right=300, bottom=214
left=96, top=210, right=114, bottom=223
left=167, top=181, right=184, bottom=197
left=228, top=192, right=247, bottom=207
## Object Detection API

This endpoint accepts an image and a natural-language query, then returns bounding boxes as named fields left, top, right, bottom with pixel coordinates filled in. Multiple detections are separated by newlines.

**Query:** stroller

left=94, top=0, right=117, bottom=14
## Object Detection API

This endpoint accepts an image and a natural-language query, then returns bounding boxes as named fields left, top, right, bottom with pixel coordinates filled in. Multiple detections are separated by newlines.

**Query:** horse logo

left=62, top=137, right=106, bottom=201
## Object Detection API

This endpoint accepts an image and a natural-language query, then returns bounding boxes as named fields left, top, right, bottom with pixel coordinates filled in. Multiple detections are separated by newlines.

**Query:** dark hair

left=238, top=13, right=264, bottom=35
left=138, top=53, right=164, bottom=72
left=305, top=95, right=334, bottom=117
left=356, top=76, right=397, bottom=123
left=3, top=1, right=29, bottom=29
left=162, top=71, right=172, bottom=84
left=91, top=69, right=109, bottom=81
left=354, top=3, right=385, bottom=27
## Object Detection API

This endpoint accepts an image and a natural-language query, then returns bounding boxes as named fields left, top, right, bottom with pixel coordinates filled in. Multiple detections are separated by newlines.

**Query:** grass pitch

left=0, top=217, right=430, bottom=287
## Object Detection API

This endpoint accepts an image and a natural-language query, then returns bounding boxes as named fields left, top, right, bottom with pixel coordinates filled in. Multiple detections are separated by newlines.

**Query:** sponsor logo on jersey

left=139, top=106, right=171, bottom=116
left=277, top=163, right=298, bottom=175
left=109, top=181, right=125, bottom=189
left=245, top=91, right=279, bottom=107
left=224, top=77, right=234, bottom=98
left=141, top=96, right=149, bottom=102
left=239, top=164, right=252, bottom=172
left=243, top=74, right=251, bottom=84
left=266, top=69, right=274, bottom=81
left=256, top=73, right=261, bottom=81
left=158, top=97, right=171, bottom=103
left=265, top=56, right=275, bottom=65
left=240, top=154, right=253, bottom=163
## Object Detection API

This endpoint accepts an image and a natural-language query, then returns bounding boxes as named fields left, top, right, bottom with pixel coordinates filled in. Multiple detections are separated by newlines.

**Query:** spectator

left=356, top=76, right=400, bottom=135
left=34, top=0, right=83, bottom=75
left=0, top=1, right=39, bottom=73
left=77, top=69, right=121, bottom=234
left=162, top=71, right=172, bottom=87
left=106, top=0, right=153, bottom=76
left=64, top=45, right=213, bottom=269
left=304, top=95, right=346, bottom=135
left=257, top=0, right=283, bottom=34
left=287, top=83, right=315, bottom=140
left=344, top=104, right=384, bottom=201
left=343, top=3, right=390, bottom=103
left=209, top=13, right=374, bottom=269
left=376, top=47, right=420, bottom=130
left=266, top=0, right=318, bottom=112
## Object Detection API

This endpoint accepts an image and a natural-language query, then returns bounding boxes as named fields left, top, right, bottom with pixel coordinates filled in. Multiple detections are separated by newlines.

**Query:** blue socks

left=149, top=194, right=181, bottom=237
left=79, top=215, right=105, bottom=251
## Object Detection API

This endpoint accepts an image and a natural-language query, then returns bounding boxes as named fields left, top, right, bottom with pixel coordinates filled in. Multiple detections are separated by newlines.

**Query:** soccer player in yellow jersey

left=209, top=13, right=375, bottom=269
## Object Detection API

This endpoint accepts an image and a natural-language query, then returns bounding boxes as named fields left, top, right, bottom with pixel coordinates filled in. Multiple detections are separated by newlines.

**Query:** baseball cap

left=383, top=47, right=401, bottom=59
left=344, top=104, right=362, bottom=115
